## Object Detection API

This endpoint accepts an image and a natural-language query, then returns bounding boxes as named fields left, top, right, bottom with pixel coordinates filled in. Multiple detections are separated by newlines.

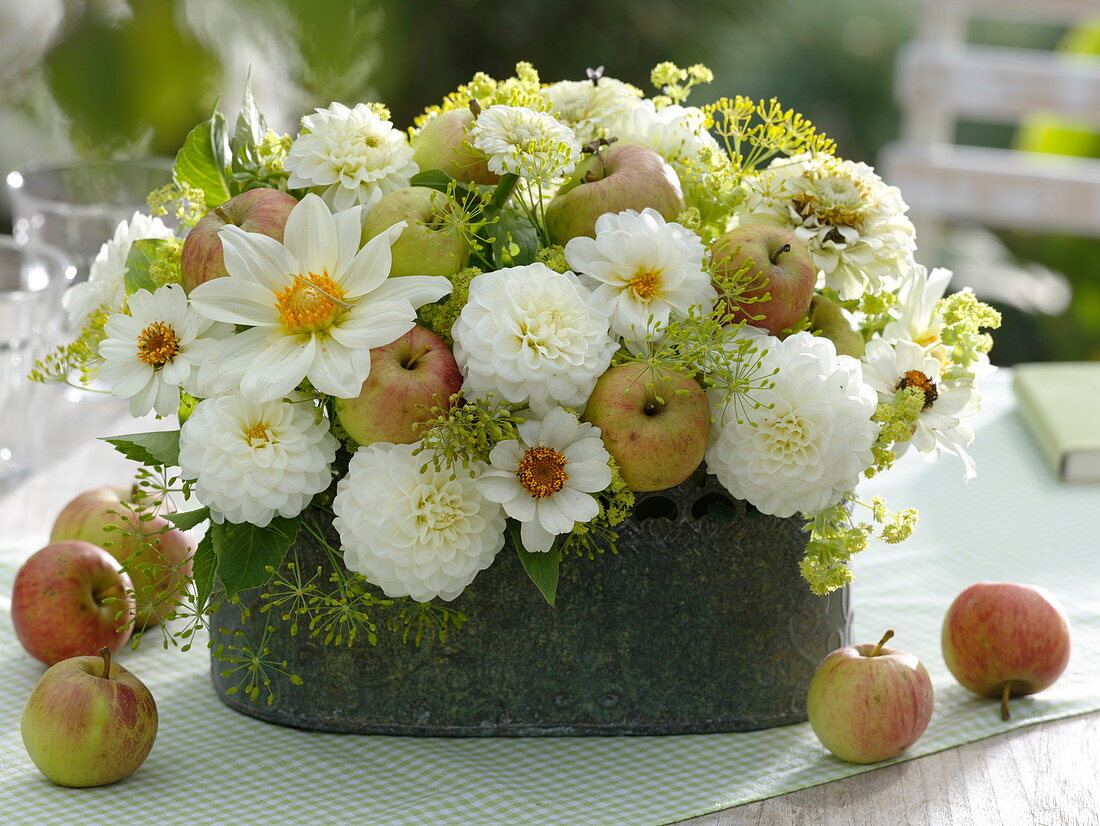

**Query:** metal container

left=210, top=473, right=850, bottom=736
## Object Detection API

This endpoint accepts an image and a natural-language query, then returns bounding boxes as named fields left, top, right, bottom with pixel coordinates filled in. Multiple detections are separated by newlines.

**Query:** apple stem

left=213, top=206, right=232, bottom=224
left=869, top=628, right=895, bottom=657
left=403, top=346, right=432, bottom=370
left=1000, top=682, right=1011, bottom=721
left=100, top=647, right=112, bottom=681
left=769, top=243, right=792, bottom=265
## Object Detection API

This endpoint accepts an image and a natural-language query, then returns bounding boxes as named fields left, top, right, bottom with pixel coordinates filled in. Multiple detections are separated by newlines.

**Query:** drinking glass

left=6, top=158, right=173, bottom=281
left=0, top=236, right=76, bottom=489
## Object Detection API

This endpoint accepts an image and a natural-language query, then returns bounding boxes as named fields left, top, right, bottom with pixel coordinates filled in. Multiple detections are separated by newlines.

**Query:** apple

left=808, top=295, right=865, bottom=358
left=50, top=485, right=196, bottom=628
left=582, top=363, right=709, bottom=491
left=412, top=108, right=499, bottom=185
left=21, top=648, right=158, bottom=787
left=335, top=324, right=462, bottom=446
left=180, top=187, right=298, bottom=291
left=806, top=629, right=935, bottom=764
left=942, top=582, right=1071, bottom=720
left=710, top=224, right=817, bottom=335
left=361, top=187, right=471, bottom=277
left=11, top=541, right=135, bottom=666
left=545, top=144, right=685, bottom=244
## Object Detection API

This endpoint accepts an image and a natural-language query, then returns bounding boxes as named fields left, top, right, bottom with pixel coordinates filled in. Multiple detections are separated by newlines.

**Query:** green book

left=1013, top=362, right=1100, bottom=483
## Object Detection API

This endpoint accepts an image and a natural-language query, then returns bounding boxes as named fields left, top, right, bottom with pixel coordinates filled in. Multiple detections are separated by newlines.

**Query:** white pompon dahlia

left=737, top=153, right=917, bottom=300
left=478, top=407, right=613, bottom=553
left=470, top=105, right=581, bottom=182
left=187, top=193, right=451, bottom=403
left=451, top=263, right=616, bottom=415
left=334, top=443, right=506, bottom=602
left=862, top=338, right=981, bottom=479
left=564, top=208, right=714, bottom=346
left=613, top=99, right=720, bottom=164
left=97, top=284, right=231, bottom=417
left=706, top=332, right=878, bottom=517
left=541, top=77, right=642, bottom=145
left=179, top=394, right=338, bottom=527
left=285, top=102, right=417, bottom=212
left=63, top=211, right=173, bottom=324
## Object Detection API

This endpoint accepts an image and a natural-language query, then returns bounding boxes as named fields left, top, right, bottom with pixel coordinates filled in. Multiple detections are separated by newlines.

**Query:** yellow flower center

left=897, top=369, right=939, bottom=409
left=245, top=422, right=274, bottom=446
left=136, top=321, right=181, bottom=369
left=629, top=268, right=664, bottom=300
left=517, top=445, right=569, bottom=499
left=275, top=272, right=347, bottom=335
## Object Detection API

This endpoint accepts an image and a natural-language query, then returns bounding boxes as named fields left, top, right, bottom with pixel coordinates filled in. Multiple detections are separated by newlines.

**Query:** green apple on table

left=21, top=648, right=158, bottom=787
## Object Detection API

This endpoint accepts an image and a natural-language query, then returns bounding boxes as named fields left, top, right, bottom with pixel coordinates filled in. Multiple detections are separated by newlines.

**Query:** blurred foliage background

left=2, top=0, right=1099, bottom=362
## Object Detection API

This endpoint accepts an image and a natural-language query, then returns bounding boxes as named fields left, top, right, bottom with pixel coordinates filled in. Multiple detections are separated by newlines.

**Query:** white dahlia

left=451, top=263, right=616, bottom=415
left=564, top=208, right=714, bottom=346
left=737, top=153, right=917, bottom=300
left=706, top=332, right=878, bottom=517
left=541, top=76, right=642, bottom=145
left=178, top=394, right=338, bottom=526
left=285, top=102, right=417, bottom=212
left=63, top=211, right=173, bottom=324
left=470, top=105, right=581, bottom=182
left=862, top=338, right=981, bottom=479
left=187, top=193, right=451, bottom=403
left=478, top=407, right=612, bottom=553
left=97, top=284, right=231, bottom=417
left=334, top=443, right=506, bottom=602
left=613, top=99, right=720, bottom=164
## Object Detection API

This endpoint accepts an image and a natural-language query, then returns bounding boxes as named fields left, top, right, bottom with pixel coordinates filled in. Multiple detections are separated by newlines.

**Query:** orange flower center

left=897, top=369, right=938, bottom=409
left=629, top=268, right=664, bottom=300
left=245, top=422, right=274, bottom=446
left=276, top=272, right=347, bottom=334
left=517, top=445, right=568, bottom=499
left=136, top=321, right=181, bottom=369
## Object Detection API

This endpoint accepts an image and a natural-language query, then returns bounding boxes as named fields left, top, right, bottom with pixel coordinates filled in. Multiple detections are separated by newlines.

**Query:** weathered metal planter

left=210, top=472, right=850, bottom=736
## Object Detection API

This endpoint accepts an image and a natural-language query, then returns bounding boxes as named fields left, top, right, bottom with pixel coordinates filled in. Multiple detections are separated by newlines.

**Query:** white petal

left=189, top=278, right=281, bottom=327
left=342, top=222, right=405, bottom=295
left=220, top=225, right=298, bottom=291
left=366, top=275, right=452, bottom=309
left=520, top=516, right=555, bottom=553
left=284, top=194, right=339, bottom=276
left=239, top=334, right=317, bottom=402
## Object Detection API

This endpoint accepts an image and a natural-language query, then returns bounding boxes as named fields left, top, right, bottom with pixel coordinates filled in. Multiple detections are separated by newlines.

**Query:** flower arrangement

left=36, top=62, right=1000, bottom=694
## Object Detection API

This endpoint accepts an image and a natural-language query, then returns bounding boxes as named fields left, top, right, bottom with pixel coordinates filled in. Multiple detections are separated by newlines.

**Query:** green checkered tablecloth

left=2, top=370, right=1098, bottom=825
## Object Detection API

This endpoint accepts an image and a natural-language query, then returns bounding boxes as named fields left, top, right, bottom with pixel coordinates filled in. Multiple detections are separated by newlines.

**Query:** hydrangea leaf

left=174, top=109, right=232, bottom=209
left=211, top=516, right=299, bottom=597
left=167, top=506, right=210, bottom=532
left=190, top=531, right=217, bottom=614
left=103, top=430, right=181, bottom=468
left=123, top=238, right=169, bottom=294
left=510, top=522, right=559, bottom=606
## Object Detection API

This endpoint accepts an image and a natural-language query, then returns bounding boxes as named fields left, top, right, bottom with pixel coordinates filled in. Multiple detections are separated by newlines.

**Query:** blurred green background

left=3, top=0, right=1099, bottom=362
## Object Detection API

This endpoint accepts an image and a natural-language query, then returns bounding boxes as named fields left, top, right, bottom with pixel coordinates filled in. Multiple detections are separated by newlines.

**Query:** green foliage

left=511, top=522, right=560, bottom=606
left=214, top=622, right=303, bottom=705
left=650, top=61, right=714, bottom=106
left=173, top=109, right=232, bottom=209
left=937, top=292, right=1003, bottom=380
left=413, top=396, right=524, bottom=473
left=210, top=517, right=300, bottom=597
left=866, top=387, right=925, bottom=478
left=103, top=430, right=181, bottom=468
left=167, top=507, right=211, bottom=532
left=123, top=238, right=183, bottom=293
left=190, top=532, right=217, bottom=615
left=29, top=305, right=111, bottom=387
left=560, top=458, right=635, bottom=559
left=388, top=599, right=467, bottom=646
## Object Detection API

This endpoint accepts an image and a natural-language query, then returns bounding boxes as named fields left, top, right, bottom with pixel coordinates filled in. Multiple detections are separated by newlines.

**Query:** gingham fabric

left=2, top=370, right=1097, bottom=825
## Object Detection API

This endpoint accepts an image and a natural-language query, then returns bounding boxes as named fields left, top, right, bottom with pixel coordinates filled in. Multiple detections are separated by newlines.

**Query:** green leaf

left=210, top=516, right=299, bottom=597
left=232, top=74, right=267, bottom=157
left=122, top=238, right=169, bottom=294
left=174, top=109, right=231, bottom=209
left=103, top=430, right=181, bottom=468
left=491, top=207, right=540, bottom=267
left=410, top=169, right=459, bottom=193
left=510, top=522, right=560, bottom=606
left=190, top=531, right=216, bottom=614
left=167, top=507, right=210, bottom=532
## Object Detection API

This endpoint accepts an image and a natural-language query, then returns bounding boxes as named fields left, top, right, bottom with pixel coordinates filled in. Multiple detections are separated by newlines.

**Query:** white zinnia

left=471, top=105, right=581, bottom=182
left=706, top=332, right=878, bottom=517
left=63, top=211, right=173, bottom=324
left=451, top=263, right=616, bottom=415
left=614, top=99, right=721, bottom=165
left=862, top=338, right=981, bottom=479
left=541, top=77, right=642, bottom=145
left=285, top=102, right=417, bottom=212
left=187, top=193, right=451, bottom=403
left=737, top=153, right=917, bottom=300
left=564, top=208, right=714, bottom=346
left=97, top=284, right=230, bottom=417
left=478, top=407, right=613, bottom=553
left=178, top=394, right=338, bottom=526
left=334, top=443, right=506, bottom=602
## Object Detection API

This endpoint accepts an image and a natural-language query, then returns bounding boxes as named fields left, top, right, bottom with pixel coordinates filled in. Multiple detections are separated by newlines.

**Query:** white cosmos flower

left=178, top=394, right=338, bottom=526
left=97, top=284, right=231, bottom=417
left=187, top=193, right=451, bottom=403
left=706, top=332, right=878, bottom=517
left=863, top=338, right=981, bottom=479
left=333, top=443, right=506, bottom=602
left=285, top=102, right=417, bottom=212
left=541, top=76, right=642, bottom=145
left=564, top=208, right=714, bottom=346
left=737, top=153, right=917, bottom=300
left=613, top=99, right=721, bottom=164
left=478, top=407, right=613, bottom=553
left=451, top=263, right=616, bottom=415
left=471, top=105, right=581, bottom=182
left=63, top=212, right=173, bottom=324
